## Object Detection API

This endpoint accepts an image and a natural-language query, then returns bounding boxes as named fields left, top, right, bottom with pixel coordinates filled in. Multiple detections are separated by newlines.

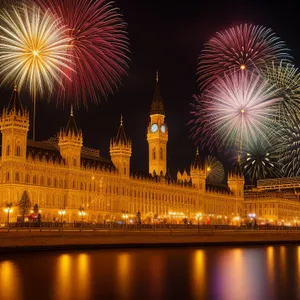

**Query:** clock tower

left=147, top=71, right=168, bottom=175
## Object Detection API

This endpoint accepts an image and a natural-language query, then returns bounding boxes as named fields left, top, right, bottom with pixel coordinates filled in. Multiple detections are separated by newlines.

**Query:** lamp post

left=4, top=202, right=13, bottom=226
left=122, top=212, right=128, bottom=229
left=195, top=213, right=202, bottom=233
left=58, top=209, right=66, bottom=227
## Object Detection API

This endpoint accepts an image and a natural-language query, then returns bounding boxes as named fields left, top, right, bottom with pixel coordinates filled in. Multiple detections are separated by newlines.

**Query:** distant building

left=0, top=77, right=246, bottom=224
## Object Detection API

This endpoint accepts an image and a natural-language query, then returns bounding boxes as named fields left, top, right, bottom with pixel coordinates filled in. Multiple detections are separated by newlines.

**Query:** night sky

left=1, top=0, right=300, bottom=177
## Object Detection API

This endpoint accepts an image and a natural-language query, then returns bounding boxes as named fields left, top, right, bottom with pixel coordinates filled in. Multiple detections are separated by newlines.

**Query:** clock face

left=160, top=124, right=166, bottom=133
left=151, top=123, right=158, bottom=133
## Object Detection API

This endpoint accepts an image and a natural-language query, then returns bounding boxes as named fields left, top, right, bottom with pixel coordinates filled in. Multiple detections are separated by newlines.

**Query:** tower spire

left=150, top=71, right=164, bottom=115
left=70, top=105, right=73, bottom=116
left=120, top=114, right=123, bottom=126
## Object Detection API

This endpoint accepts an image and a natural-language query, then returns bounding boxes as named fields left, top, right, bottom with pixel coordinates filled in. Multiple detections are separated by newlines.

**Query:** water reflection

left=77, top=254, right=90, bottom=299
left=116, top=253, right=132, bottom=299
left=148, top=254, right=165, bottom=298
left=266, top=246, right=275, bottom=297
left=55, top=254, right=71, bottom=300
left=0, top=260, right=21, bottom=300
left=1, top=245, right=300, bottom=300
left=192, top=249, right=206, bottom=298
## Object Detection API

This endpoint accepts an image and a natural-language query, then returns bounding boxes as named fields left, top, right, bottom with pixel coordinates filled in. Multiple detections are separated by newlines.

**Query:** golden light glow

left=240, top=64, right=246, bottom=70
left=207, top=166, right=211, bottom=172
left=0, top=5, right=74, bottom=96
left=0, top=261, right=21, bottom=300
left=77, top=254, right=90, bottom=299
left=192, top=250, right=206, bottom=298
left=241, top=109, right=245, bottom=113
left=55, top=254, right=71, bottom=299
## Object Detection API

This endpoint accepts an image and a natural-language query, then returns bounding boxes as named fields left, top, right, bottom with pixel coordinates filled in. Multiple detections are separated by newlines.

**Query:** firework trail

left=198, top=24, right=291, bottom=89
left=34, top=0, right=130, bottom=106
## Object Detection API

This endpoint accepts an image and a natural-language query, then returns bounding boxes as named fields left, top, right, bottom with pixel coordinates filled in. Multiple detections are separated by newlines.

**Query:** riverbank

left=0, top=229, right=300, bottom=252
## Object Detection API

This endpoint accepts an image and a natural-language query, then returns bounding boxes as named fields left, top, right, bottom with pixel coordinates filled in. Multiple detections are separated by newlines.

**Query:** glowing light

left=205, top=155, right=224, bottom=184
left=0, top=4, right=73, bottom=96
left=36, top=0, right=130, bottom=106
left=197, top=23, right=291, bottom=89
left=190, top=71, right=282, bottom=151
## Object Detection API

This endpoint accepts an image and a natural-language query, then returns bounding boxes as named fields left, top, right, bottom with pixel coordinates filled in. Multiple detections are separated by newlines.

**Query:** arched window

left=152, top=148, right=156, bottom=160
left=6, top=172, right=10, bottom=182
left=73, top=158, right=77, bottom=166
left=25, top=174, right=30, bottom=183
left=15, top=172, right=19, bottom=182
left=15, top=145, right=21, bottom=156
left=124, top=166, right=126, bottom=175
left=54, top=178, right=57, bottom=187
left=6, top=145, right=10, bottom=156
left=47, top=178, right=51, bottom=186
left=33, top=175, right=37, bottom=184
left=160, top=148, right=163, bottom=160
left=80, top=182, right=84, bottom=190
left=40, top=176, right=44, bottom=185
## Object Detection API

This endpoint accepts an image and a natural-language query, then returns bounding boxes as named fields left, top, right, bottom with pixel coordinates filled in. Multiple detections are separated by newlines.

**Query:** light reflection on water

left=0, top=245, right=299, bottom=300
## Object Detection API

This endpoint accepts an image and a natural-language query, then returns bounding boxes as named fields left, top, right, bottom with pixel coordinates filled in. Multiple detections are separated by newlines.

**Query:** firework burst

left=205, top=155, right=225, bottom=184
left=0, top=4, right=74, bottom=140
left=277, top=110, right=300, bottom=177
left=197, top=24, right=291, bottom=89
left=35, top=0, right=130, bottom=106
left=240, top=136, right=282, bottom=184
left=190, top=71, right=282, bottom=152
left=0, top=4, right=73, bottom=95
left=259, top=61, right=300, bottom=121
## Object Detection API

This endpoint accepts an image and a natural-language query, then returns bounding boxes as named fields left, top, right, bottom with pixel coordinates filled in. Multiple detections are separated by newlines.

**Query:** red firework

left=197, top=24, right=291, bottom=90
left=34, top=0, right=130, bottom=106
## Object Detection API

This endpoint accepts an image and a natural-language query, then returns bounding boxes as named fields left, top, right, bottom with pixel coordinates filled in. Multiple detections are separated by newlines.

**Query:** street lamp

left=4, top=202, right=13, bottom=226
left=195, top=213, right=202, bottom=233
left=122, top=213, right=128, bottom=227
left=58, top=208, right=66, bottom=225
left=78, top=209, right=86, bottom=222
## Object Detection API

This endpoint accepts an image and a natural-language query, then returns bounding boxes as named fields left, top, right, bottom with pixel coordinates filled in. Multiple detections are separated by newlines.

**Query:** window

left=40, top=176, right=44, bottom=185
left=15, top=172, right=19, bottom=182
left=25, top=174, right=30, bottom=183
left=124, top=166, right=126, bottom=175
left=160, top=148, right=163, bottom=160
left=33, top=175, right=37, bottom=184
left=152, top=148, right=156, bottom=160
left=6, top=145, right=10, bottom=156
left=73, top=158, right=77, bottom=166
left=15, top=145, right=21, bottom=156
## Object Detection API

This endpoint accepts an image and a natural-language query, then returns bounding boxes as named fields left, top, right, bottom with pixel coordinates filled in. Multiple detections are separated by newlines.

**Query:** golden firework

left=0, top=4, right=74, bottom=140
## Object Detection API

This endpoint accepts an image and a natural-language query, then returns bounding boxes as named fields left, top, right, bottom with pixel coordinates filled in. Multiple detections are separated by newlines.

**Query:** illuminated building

left=0, top=76, right=244, bottom=223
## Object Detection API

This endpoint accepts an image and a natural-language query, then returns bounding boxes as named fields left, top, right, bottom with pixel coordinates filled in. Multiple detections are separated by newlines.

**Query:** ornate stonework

left=0, top=81, right=246, bottom=224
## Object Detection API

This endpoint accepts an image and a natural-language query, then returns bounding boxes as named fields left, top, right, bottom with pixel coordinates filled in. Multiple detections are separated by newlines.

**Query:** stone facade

left=0, top=80, right=245, bottom=224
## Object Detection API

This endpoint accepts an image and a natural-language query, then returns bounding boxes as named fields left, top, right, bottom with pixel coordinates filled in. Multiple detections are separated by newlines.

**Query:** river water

left=0, top=245, right=299, bottom=300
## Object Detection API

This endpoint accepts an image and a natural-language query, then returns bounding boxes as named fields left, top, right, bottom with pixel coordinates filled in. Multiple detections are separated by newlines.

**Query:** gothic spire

left=7, top=83, right=24, bottom=114
left=192, top=148, right=202, bottom=169
left=115, top=114, right=128, bottom=145
left=150, top=70, right=164, bottom=115
left=65, top=105, right=80, bottom=135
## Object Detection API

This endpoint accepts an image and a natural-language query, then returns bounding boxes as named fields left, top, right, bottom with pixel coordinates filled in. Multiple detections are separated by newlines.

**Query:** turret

left=0, top=84, right=29, bottom=160
left=227, top=163, right=245, bottom=197
left=190, top=148, right=206, bottom=190
left=147, top=71, right=168, bottom=175
left=110, top=115, right=132, bottom=177
left=58, top=106, right=83, bottom=167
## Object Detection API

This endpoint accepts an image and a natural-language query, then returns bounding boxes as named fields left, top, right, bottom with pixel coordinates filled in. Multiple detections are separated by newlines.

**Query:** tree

left=33, top=203, right=39, bottom=214
left=19, top=191, right=31, bottom=221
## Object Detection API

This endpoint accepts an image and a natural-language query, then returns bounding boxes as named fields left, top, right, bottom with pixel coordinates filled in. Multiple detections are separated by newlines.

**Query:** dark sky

left=1, top=0, right=300, bottom=176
